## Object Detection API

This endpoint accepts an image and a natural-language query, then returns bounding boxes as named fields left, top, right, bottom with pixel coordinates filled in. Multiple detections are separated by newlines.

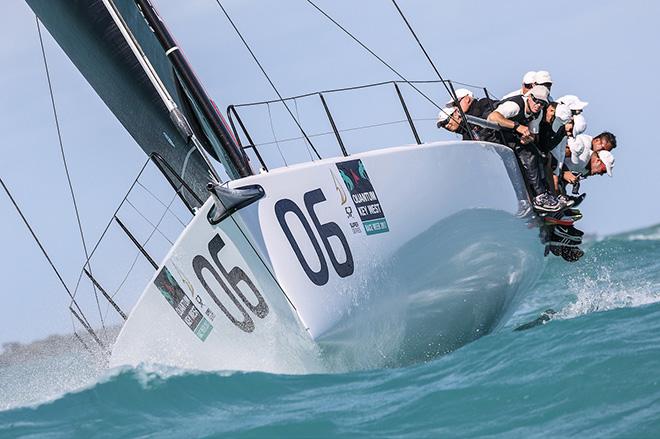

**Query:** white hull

left=110, top=141, right=543, bottom=372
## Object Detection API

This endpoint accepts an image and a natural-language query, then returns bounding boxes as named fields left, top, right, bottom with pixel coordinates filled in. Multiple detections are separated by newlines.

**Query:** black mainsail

left=26, top=0, right=252, bottom=204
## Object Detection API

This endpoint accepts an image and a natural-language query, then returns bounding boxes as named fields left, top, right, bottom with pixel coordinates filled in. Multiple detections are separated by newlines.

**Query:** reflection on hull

left=318, top=209, right=543, bottom=370
left=111, top=142, right=543, bottom=373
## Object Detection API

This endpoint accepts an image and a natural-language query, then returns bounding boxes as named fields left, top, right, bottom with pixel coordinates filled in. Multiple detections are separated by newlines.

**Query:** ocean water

left=1, top=223, right=660, bottom=438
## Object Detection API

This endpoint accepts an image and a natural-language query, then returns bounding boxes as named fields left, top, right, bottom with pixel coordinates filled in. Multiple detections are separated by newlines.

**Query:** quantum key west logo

left=336, top=159, right=389, bottom=235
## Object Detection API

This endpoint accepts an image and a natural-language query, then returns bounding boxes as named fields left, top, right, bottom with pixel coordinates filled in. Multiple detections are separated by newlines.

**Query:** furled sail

left=26, top=0, right=251, bottom=206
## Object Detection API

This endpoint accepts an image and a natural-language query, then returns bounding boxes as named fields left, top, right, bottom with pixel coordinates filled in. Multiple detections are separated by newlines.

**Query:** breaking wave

left=2, top=222, right=660, bottom=437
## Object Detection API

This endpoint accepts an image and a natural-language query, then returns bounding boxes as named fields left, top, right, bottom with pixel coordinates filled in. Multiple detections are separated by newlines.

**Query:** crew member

left=557, top=95, right=589, bottom=136
left=538, top=102, right=573, bottom=195
left=487, top=86, right=569, bottom=212
left=563, top=133, right=616, bottom=180
left=436, top=88, right=497, bottom=140
left=534, top=71, right=553, bottom=92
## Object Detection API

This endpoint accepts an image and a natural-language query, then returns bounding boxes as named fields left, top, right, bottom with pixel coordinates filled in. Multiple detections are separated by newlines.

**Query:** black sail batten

left=25, top=0, right=247, bottom=208
left=134, top=0, right=252, bottom=179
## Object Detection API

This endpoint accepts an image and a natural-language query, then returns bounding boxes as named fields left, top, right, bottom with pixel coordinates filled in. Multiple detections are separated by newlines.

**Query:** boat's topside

left=111, top=140, right=543, bottom=372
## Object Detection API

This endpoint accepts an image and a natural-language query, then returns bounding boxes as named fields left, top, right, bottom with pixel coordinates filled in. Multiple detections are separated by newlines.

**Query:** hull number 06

left=275, top=188, right=354, bottom=286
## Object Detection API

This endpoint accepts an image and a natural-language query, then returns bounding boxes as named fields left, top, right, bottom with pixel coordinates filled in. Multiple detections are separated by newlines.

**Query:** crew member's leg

left=515, top=146, right=546, bottom=197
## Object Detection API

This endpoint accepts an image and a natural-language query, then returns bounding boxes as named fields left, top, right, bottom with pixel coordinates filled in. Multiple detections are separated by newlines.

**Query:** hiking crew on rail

left=436, top=70, right=618, bottom=262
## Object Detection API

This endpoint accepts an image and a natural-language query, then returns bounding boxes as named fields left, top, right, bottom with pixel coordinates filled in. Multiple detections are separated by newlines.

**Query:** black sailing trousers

left=514, top=145, right=547, bottom=197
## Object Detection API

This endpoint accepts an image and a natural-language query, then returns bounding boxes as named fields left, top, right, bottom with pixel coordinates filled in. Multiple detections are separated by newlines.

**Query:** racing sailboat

left=25, top=0, right=543, bottom=372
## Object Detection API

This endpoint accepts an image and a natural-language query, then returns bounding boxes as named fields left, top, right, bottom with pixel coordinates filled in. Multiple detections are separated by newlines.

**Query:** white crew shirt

left=494, top=98, right=543, bottom=129
left=564, top=134, right=593, bottom=174
left=549, top=105, right=573, bottom=175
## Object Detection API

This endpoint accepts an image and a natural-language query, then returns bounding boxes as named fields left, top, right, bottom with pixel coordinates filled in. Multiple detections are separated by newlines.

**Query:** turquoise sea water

left=1, top=223, right=660, bottom=438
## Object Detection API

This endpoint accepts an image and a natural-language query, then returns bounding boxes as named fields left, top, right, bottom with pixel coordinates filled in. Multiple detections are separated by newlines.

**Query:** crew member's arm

left=559, top=161, right=578, bottom=184
left=487, top=110, right=531, bottom=137
left=563, top=170, right=578, bottom=184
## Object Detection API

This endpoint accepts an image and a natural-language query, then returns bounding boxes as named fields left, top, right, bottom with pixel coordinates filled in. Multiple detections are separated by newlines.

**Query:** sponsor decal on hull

left=336, top=159, right=389, bottom=235
left=154, top=266, right=213, bottom=341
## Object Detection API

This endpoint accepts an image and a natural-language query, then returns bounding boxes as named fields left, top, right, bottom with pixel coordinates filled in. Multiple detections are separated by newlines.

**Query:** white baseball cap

left=557, top=94, right=589, bottom=111
left=437, top=106, right=457, bottom=124
left=527, top=85, right=549, bottom=102
left=573, top=114, right=587, bottom=135
left=569, top=134, right=592, bottom=165
left=446, top=88, right=473, bottom=106
left=535, top=70, right=553, bottom=84
left=554, top=103, right=572, bottom=123
left=597, top=150, right=615, bottom=176
left=523, top=71, right=537, bottom=85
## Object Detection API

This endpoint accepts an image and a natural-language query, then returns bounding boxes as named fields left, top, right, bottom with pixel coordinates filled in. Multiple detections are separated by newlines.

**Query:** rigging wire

left=389, top=0, right=473, bottom=139
left=107, top=191, right=180, bottom=321
left=212, top=0, right=322, bottom=160
left=125, top=199, right=176, bottom=245
left=0, top=175, right=94, bottom=335
left=389, top=1, right=454, bottom=103
left=266, top=103, right=288, bottom=166
left=36, top=17, right=107, bottom=331
left=304, top=1, right=458, bottom=123
left=306, top=0, right=474, bottom=140
left=69, top=155, right=154, bottom=302
left=135, top=181, right=188, bottom=228
left=294, top=98, right=316, bottom=161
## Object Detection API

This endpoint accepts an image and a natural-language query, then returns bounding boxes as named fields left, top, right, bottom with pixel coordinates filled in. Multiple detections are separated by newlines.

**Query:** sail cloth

left=26, top=0, right=245, bottom=205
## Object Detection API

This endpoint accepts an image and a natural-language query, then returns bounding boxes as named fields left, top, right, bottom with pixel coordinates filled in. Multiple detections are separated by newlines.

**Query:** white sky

left=1, top=0, right=659, bottom=345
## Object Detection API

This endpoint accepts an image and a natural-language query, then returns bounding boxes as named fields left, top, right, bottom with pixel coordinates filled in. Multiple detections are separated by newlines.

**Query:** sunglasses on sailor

left=439, top=110, right=456, bottom=128
left=530, top=95, right=548, bottom=108
left=538, top=82, right=552, bottom=89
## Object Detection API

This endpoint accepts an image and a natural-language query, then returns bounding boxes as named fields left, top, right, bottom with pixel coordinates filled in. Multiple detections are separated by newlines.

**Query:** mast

left=99, top=0, right=222, bottom=184
left=135, top=0, right=253, bottom=178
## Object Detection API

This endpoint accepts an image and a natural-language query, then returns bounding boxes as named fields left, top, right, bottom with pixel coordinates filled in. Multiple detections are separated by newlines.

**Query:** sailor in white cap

left=572, top=114, right=588, bottom=136
left=596, top=150, right=615, bottom=176
left=488, top=85, right=570, bottom=212
left=538, top=102, right=575, bottom=193
left=488, top=85, right=550, bottom=142
left=534, top=71, right=553, bottom=91
left=557, top=94, right=589, bottom=136
left=557, top=95, right=588, bottom=114
left=502, top=71, right=537, bottom=99
left=591, top=131, right=617, bottom=152
left=438, top=89, right=498, bottom=140
left=436, top=105, right=458, bottom=130
left=533, top=70, right=555, bottom=103
left=446, top=88, right=474, bottom=107
left=563, top=134, right=616, bottom=178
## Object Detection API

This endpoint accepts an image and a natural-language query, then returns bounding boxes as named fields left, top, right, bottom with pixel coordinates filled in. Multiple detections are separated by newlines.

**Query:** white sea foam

left=616, top=223, right=660, bottom=241
left=626, top=231, right=660, bottom=241
left=557, top=269, right=660, bottom=320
